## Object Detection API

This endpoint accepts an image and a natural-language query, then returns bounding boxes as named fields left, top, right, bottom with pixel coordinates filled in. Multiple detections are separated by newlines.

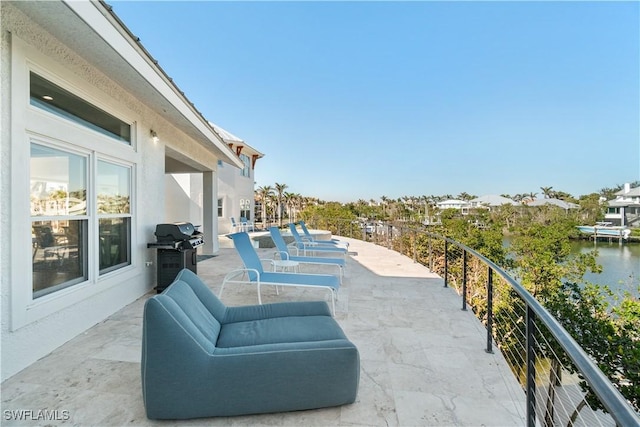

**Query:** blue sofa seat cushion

left=217, top=315, right=347, bottom=348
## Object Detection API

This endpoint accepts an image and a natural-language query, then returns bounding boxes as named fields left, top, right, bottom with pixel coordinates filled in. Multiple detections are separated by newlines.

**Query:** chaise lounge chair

left=220, top=232, right=341, bottom=314
left=269, top=226, right=345, bottom=282
left=230, top=217, right=243, bottom=233
left=297, top=220, right=348, bottom=248
left=142, top=268, right=360, bottom=419
left=288, top=223, right=348, bottom=258
left=240, top=216, right=255, bottom=232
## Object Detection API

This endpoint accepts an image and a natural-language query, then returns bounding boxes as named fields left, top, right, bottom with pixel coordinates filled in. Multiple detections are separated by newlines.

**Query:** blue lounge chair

left=220, top=232, right=340, bottom=314
left=297, top=220, right=348, bottom=248
left=240, top=216, right=254, bottom=232
left=269, top=227, right=345, bottom=282
left=230, top=217, right=243, bottom=233
left=288, top=223, right=348, bottom=258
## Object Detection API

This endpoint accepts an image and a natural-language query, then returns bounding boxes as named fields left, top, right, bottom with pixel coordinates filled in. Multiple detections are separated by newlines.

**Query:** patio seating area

left=1, top=235, right=526, bottom=426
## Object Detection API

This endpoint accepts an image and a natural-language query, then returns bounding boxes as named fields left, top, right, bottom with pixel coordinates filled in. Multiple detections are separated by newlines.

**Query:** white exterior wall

left=217, top=162, right=256, bottom=234
left=0, top=3, right=219, bottom=380
left=165, top=174, right=204, bottom=226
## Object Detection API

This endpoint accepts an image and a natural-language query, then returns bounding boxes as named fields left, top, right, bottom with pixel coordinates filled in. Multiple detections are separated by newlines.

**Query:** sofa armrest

left=222, top=300, right=331, bottom=324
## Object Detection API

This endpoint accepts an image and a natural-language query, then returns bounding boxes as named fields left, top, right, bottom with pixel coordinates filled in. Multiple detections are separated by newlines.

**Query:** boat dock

left=576, top=223, right=632, bottom=244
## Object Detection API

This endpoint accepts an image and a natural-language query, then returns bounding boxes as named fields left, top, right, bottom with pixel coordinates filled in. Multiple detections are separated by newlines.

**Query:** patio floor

left=1, top=235, right=526, bottom=426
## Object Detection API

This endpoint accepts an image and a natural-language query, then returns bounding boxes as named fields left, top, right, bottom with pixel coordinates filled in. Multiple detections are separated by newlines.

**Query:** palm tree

left=284, top=192, right=302, bottom=223
left=540, top=186, right=554, bottom=199
left=291, top=193, right=303, bottom=222
left=274, top=182, right=288, bottom=227
left=255, top=185, right=274, bottom=228
left=457, top=192, right=474, bottom=201
left=380, top=196, right=389, bottom=219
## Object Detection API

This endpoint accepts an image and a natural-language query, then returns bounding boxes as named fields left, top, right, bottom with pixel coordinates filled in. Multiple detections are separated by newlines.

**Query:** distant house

left=604, top=183, right=640, bottom=227
left=466, top=195, right=519, bottom=212
left=1, top=1, right=246, bottom=380
left=528, top=198, right=580, bottom=210
left=436, top=199, right=469, bottom=210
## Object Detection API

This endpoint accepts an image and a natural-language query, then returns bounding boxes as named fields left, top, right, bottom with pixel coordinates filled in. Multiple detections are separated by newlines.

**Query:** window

left=30, top=72, right=131, bottom=144
left=239, top=154, right=251, bottom=177
left=240, top=198, right=251, bottom=221
left=217, top=198, right=223, bottom=217
left=30, top=144, right=135, bottom=297
left=97, top=161, right=131, bottom=274
left=31, top=144, right=88, bottom=298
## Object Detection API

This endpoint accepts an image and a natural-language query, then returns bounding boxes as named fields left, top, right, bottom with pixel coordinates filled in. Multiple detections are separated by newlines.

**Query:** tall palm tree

left=284, top=192, right=302, bottom=223
left=255, top=185, right=274, bottom=228
left=380, top=195, right=389, bottom=218
left=290, top=193, right=303, bottom=222
left=274, top=182, right=288, bottom=227
left=540, top=186, right=554, bottom=199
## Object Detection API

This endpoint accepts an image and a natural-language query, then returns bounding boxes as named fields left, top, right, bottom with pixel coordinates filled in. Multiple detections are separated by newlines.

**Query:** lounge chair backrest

left=298, top=220, right=311, bottom=236
left=269, top=227, right=291, bottom=255
left=287, top=223, right=305, bottom=248
left=229, top=232, right=264, bottom=279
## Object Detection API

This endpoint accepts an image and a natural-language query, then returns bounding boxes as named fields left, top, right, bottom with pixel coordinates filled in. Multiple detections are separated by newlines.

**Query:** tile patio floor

left=1, top=235, right=526, bottom=426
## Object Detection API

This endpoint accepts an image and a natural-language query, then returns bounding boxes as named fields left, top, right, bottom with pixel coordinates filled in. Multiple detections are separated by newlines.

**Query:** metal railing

left=305, top=217, right=640, bottom=427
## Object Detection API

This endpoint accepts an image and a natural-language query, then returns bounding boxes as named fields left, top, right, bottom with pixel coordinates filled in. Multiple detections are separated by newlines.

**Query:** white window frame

left=239, top=154, right=251, bottom=178
left=10, top=36, right=141, bottom=330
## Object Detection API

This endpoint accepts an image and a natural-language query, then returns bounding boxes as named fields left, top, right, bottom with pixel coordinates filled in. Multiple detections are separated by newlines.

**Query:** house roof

left=615, top=186, right=640, bottom=197
left=12, top=0, right=244, bottom=169
left=607, top=200, right=640, bottom=208
left=528, top=198, right=579, bottom=209
left=469, top=195, right=519, bottom=207
left=209, top=122, right=265, bottom=159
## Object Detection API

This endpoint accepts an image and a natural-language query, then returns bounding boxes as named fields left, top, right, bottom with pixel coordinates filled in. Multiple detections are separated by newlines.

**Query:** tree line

left=255, top=182, right=640, bottom=232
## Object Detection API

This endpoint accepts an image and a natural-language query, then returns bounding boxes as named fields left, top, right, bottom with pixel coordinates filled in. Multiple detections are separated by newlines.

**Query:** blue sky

left=110, top=1, right=639, bottom=202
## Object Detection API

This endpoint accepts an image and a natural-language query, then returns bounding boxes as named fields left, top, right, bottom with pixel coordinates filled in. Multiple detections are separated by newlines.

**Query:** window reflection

left=97, top=161, right=130, bottom=214
left=30, top=144, right=86, bottom=216
left=99, top=218, right=130, bottom=273
left=31, top=144, right=88, bottom=297
left=32, top=220, right=87, bottom=298
left=98, top=160, right=131, bottom=274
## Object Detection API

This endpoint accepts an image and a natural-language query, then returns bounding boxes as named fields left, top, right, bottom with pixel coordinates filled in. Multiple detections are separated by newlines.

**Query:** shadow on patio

left=1, top=236, right=526, bottom=426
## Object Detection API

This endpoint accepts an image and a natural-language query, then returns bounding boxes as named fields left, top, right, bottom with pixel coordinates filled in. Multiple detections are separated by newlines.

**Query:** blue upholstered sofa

left=141, top=269, right=360, bottom=419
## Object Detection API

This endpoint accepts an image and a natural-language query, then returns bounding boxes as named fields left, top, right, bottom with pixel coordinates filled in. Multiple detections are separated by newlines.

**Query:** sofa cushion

left=164, top=280, right=221, bottom=346
left=175, top=269, right=227, bottom=320
left=217, top=316, right=347, bottom=348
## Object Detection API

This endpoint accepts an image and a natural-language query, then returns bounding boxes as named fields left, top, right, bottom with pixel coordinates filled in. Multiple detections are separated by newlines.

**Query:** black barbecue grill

left=147, top=222, right=204, bottom=292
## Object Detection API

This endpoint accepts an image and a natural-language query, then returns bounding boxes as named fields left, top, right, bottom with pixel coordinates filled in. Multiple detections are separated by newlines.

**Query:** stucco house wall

left=0, top=1, right=241, bottom=380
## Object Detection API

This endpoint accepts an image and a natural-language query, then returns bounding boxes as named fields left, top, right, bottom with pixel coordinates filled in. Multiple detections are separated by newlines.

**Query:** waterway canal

left=571, top=240, right=640, bottom=295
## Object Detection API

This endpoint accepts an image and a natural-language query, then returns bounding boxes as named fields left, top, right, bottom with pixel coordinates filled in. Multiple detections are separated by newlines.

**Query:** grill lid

left=154, top=222, right=200, bottom=242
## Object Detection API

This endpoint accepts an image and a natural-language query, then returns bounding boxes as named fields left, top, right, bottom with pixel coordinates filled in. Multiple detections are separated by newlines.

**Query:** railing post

left=444, top=240, right=448, bottom=288
left=412, top=230, right=417, bottom=263
left=462, top=250, right=467, bottom=311
left=428, top=234, right=433, bottom=271
left=485, top=267, right=493, bottom=353
left=526, top=305, right=537, bottom=427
